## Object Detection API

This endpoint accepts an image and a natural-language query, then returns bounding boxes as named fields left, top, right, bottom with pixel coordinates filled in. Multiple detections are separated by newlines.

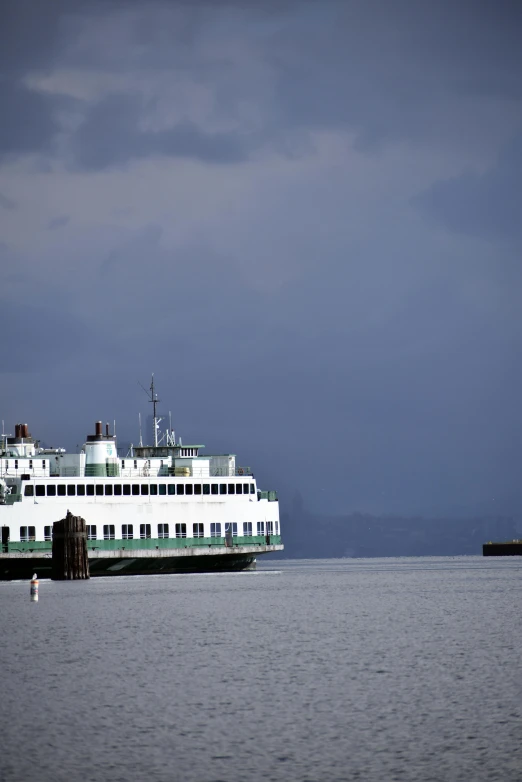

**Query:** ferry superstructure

left=0, top=384, right=282, bottom=578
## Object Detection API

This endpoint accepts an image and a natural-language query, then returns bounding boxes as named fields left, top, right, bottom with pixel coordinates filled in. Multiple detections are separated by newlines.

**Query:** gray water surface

left=1, top=557, right=521, bottom=782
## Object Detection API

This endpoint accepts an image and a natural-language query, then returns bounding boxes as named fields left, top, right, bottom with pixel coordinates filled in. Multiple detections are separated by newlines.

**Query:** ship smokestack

left=106, top=423, right=110, bottom=436
left=95, top=421, right=103, bottom=437
left=15, top=424, right=21, bottom=438
left=22, top=424, right=29, bottom=438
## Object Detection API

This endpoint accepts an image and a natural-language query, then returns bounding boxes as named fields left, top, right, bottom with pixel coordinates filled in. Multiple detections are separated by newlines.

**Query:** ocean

left=0, top=557, right=521, bottom=782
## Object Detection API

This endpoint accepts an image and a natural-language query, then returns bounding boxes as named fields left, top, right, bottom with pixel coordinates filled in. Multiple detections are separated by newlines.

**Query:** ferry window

left=228, top=484, right=235, bottom=494
left=87, top=485, right=94, bottom=496
left=15, top=459, right=18, bottom=470
left=211, top=484, right=218, bottom=495
left=168, top=484, right=176, bottom=495
left=194, top=484, right=202, bottom=495
left=95, top=485, right=103, bottom=496
left=103, top=525, right=115, bottom=540
left=193, top=523, right=204, bottom=538
left=47, top=485, right=56, bottom=496
left=24, top=485, right=34, bottom=497
left=176, top=484, right=184, bottom=495
left=132, top=484, right=139, bottom=496
left=114, top=484, right=122, bottom=496
left=44, top=526, right=52, bottom=541
left=175, top=523, right=187, bottom=538
left=140, top=524, right=151, bottom=539
left=210, top=523, right=221, bottom=537
left=42, top=460, right=46, bottom=469
left=158, top=523, right=169, bottom=538
left=133, top=460, right=137, bottom=469
left=20, top=526, right=35, bottom=541
left=219, top=484, right=226, bottom=495
left=243, top=522, right=252, bottom=536
left=105, top=485, right=113, bottom=496
left=203, top=484, right=210, bottom=495
left=159, top=484, right=166, bottom=495
left=236, top=484, right=243, bottom=494
left=87, top=525, right=97, bottom=540
left=57, top=485, right=66, bottom=496
left=257, top=522, right=264, bottom=535
left=150, top=484, right=157, bottom=495
left=121, top=460, right=125, bottom=469
left=141, top=484, right=149, bottom=496
left=250, top=484, right=255, bottom=494
left=267, top=521, right=273, bottom=534
left=36, top=485, right=45, bottom=497
left=67, top=485, right=75, bottom=496
left=123, top=484, right=131, bottom=496
left=225, top=523, right=238, bottom=537
left=186, top=484, right=193, bottom=495
left=77, top=484, right=85, bottom=496
left=122, top=524, right=133, bottom=539
left=275, top=522, right=279, bottom=535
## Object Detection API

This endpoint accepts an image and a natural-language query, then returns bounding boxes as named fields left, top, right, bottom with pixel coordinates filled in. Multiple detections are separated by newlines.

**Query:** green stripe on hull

left=3, top=535, right=282, bottom=554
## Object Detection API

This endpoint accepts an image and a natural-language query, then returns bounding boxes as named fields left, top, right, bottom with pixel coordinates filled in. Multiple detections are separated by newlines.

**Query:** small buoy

left=30, top=573, right=39, bottom=602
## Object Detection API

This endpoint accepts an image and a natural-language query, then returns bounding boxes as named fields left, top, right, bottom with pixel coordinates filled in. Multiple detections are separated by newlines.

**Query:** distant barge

left=483, top=540, right=522, bottom=556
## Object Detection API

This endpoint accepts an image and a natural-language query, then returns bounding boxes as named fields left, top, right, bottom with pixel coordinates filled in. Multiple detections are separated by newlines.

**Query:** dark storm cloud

left=70, top=93, right=249, bottom=170
left=0, top=0, right=65, bottom=75
left=269, top=1, right=522, bottom=148
left=0, top=2, right=70, bottom=156
left=0, top=81, right=60, bottom=160
left=0, top=298, right=90, bottom=372
left=100, top=223, right=163, bottom=275
left=3, top=0, right=522, bottom=166
left=0, top=193, right=16, bottom=210
left=47, top=215, right=71, bottom=230
left=414, top=132, right=522, bottom=242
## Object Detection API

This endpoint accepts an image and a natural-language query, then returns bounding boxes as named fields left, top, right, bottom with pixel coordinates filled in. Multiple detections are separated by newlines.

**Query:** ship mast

left=150, top=374, right=160, bottom=448
left=138, top=374, right=161, bottom=448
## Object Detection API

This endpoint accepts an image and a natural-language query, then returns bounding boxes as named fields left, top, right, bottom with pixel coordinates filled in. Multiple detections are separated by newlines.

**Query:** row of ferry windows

left=7, top=458, right=197, bottom=469
left=19, top=521, right=278, bottom=541
left=24, top=482, right=256, bottom=497
left=5, top=460, right=45, bottom=469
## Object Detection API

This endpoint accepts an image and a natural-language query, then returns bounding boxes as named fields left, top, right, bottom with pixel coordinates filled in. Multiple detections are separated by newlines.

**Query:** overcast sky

left=1, top=0, right=521, bottom=517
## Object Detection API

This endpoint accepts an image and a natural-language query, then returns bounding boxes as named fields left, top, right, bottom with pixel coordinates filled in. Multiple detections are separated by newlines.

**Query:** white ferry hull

left=0, top=489, right=281, bottom=579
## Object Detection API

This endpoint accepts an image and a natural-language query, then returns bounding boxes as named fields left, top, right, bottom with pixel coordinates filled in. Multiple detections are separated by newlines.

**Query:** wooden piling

left=52, top=511, right=90, bottom=580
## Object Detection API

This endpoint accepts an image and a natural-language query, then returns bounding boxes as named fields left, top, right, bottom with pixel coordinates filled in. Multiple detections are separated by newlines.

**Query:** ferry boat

left=0, top=380, right=282, bottom=579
